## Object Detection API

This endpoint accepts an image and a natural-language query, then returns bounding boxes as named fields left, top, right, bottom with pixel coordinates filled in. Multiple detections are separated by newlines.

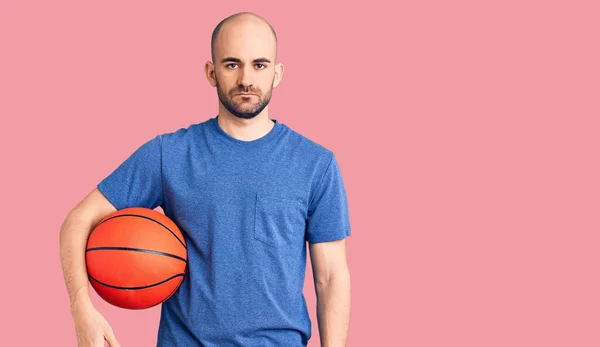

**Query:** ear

left=272, top=62, right=284, bottom=88
left=205, top=60, right=217, bottom=87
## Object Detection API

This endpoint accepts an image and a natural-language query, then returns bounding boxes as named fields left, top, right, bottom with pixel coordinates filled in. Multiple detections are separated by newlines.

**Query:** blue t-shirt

left=97, top=115, right=351, bottom=346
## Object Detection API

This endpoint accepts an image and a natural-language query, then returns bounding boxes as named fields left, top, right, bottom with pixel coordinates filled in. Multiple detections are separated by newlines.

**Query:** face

left=206, top=18, right=283, bottom=120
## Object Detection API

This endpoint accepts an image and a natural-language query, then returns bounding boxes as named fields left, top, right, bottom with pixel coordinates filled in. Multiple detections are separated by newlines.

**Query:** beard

left=216, top=76, right=273, bottom=120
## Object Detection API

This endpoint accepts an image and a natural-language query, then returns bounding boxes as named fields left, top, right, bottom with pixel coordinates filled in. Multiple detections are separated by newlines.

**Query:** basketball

left=85, top=207, right=187, bottom=310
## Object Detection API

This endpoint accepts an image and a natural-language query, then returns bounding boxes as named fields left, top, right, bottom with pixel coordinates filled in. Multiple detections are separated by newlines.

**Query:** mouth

left=236, top=93, right=257, bottom=96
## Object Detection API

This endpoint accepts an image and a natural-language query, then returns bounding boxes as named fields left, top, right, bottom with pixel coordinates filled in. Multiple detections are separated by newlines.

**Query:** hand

left=71, top=299, right=120, bottom=347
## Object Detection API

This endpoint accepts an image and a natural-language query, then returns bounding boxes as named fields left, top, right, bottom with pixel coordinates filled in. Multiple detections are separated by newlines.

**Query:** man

left=60, top=12, right=351, bottom=347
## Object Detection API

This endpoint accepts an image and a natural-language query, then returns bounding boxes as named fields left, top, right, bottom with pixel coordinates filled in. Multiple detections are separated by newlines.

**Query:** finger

left=105, top=327, right=121, bottom=347
left=93, top=334, right=105, bottom=347
left=105, top=336, right=120, bottom=347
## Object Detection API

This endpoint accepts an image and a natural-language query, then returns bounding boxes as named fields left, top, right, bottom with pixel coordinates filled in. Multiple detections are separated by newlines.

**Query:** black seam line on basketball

left=86, top=247, right=187, bottom=263
left=94, top=214, right=186, bottom=250
left=88, top=273, right=185, bottom=290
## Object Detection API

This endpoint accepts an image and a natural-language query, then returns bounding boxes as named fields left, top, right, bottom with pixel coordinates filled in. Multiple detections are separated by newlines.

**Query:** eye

left=256, top=64, right=267, bottom=69
left=226, top=63, right=238, bottom=69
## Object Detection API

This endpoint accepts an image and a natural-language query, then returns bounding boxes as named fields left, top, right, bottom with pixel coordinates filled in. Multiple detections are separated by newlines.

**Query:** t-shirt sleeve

left=97, top=135, right=163, bottom=211
left=305, top=153, right=352, bottom=244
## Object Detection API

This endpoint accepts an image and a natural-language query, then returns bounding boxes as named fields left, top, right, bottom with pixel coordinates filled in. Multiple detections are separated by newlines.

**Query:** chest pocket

left=254, top=192, right=307, bottom=248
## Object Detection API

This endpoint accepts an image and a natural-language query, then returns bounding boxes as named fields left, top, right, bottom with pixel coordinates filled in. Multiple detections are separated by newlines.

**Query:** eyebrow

left=221, top=57, right=272, bottom=64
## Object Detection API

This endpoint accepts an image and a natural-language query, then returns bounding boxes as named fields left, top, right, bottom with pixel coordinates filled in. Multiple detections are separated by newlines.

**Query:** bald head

left=211, top=12, right=278, bottom=63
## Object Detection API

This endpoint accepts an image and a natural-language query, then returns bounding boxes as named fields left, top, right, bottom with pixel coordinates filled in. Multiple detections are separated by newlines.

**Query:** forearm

left=315, top=271, right=351, bottom=347
left=59, top=210, right=94, bottom=311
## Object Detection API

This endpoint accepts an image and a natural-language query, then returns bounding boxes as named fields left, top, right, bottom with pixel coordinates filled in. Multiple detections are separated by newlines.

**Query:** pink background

left=1, top=0, right=599, bottom=346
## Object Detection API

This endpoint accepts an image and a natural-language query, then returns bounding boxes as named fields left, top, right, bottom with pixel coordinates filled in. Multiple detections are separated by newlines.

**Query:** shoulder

left=282, top=123, right=335, bottom=164
left=158, top=120, right=208, bottom=147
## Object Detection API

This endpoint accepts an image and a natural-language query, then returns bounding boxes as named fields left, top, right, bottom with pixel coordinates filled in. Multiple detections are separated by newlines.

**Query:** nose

left=237, top=66, right=253, bottom=90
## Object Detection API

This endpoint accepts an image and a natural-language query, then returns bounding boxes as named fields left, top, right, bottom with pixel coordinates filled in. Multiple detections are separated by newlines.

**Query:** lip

left=236, top=93, right=257, bottom=96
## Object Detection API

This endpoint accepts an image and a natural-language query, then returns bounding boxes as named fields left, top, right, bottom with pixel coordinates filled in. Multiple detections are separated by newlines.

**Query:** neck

left=216, top=106, right=274, bottom=141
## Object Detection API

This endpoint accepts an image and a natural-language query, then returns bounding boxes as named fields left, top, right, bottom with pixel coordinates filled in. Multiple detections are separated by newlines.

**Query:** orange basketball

left=85, top=207, right=187, bottom=310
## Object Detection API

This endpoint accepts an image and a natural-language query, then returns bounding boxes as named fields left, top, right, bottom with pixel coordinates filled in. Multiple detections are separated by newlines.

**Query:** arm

left=60, top=188, right=115, bottom=309
left=309, top=238, right=351, bottom=347
left=59, top=187, right=120, bottom=347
